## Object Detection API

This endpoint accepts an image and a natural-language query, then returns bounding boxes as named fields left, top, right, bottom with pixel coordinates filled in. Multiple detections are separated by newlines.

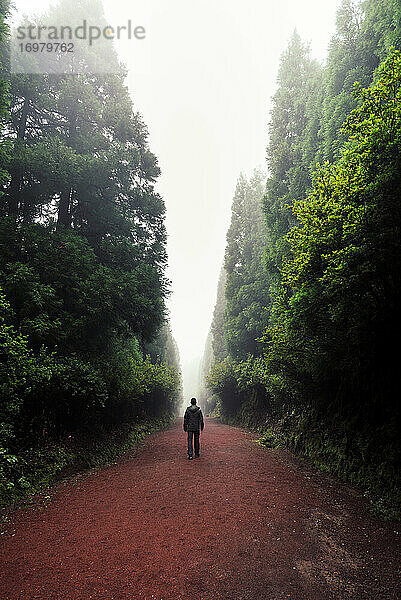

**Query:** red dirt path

left=0, top=418, right=400, bottom=600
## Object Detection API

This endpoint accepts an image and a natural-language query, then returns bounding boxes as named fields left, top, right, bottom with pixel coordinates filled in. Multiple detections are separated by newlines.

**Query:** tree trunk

left=7, top=95, right=31, bottom=217
left=56, top=108, right=76, bottom=230
left=57, top=188, right=72, bottom=230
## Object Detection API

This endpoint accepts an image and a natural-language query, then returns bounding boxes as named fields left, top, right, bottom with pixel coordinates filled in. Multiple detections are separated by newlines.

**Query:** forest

left=0, top=0, right=182, bottom=504
left=1, top=1, right=401, bottom=597
left=1, top=0, right=400, bottom=518
left=201, top=0, right=401, bottom=516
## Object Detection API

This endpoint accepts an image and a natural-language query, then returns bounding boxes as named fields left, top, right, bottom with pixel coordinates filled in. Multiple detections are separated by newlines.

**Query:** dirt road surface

left=1, top=418, right=400, bottom=599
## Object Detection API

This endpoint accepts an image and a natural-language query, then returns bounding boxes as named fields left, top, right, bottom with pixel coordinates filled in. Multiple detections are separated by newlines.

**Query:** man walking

left=183, top=397, right=204, bottom=460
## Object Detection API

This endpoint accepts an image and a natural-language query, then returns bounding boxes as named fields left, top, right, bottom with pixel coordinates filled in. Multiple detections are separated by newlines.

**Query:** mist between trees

left=199, top=0, right=401, bottom=518
left=0, top=0, right=183, bottom=504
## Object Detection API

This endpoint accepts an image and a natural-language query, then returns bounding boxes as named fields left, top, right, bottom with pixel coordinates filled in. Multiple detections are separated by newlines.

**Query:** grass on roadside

left=0, top=414, right=175, bottom=511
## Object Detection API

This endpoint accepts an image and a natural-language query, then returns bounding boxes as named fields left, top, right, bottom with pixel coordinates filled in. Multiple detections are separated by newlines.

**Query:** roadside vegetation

left=201, top=1, right=401, bottom=520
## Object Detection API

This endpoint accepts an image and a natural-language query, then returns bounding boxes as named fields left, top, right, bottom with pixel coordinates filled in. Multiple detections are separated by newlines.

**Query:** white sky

left=11, top=0, right=339, bottom=399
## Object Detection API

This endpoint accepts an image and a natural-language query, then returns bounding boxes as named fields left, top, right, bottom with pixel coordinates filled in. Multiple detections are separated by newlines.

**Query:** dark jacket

left=184, top=405, right=204, bottom=433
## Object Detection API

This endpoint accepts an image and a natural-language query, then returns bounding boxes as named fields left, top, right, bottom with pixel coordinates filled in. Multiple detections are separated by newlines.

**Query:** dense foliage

left=205, top=0, right=401, bottom=514
left=266, top=52, right=401, bottom=400
left=203, top=170, right=271, bottom=418
left=0, top=0, right=181, bottom=503
left=224, top=171, right=270, bottom=359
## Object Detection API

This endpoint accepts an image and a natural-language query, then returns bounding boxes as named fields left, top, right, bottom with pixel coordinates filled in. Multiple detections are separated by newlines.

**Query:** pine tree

left=225, top=170, right=269, bottom=358
left=211, top=266, right=227, bottom=362
left=263, top=31, right=322, bottom=287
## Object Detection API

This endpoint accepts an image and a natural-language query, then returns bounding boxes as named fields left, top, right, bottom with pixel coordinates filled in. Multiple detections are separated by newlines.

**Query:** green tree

left=263, top=31, right=322, bottom=287
left=0, top=0, right=179, bottom=479
left=361, top=0, right=401, bottom=61
left=225, top=170, right=269, bottom=359
left=1, top=0, right=169, bottom=351
left=317, top=0, right=380, bottom=165
left=264, top=51, right=401, bottom=416
left=210, top=266, right=227, bottom=362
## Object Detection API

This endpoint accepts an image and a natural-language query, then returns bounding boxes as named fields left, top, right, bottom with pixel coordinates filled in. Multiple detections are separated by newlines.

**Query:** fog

left=12, top=0, right=340, bottom=401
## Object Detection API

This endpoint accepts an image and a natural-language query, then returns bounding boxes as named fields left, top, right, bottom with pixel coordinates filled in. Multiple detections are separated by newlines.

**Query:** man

left=183, top=397, right=204, bottom=460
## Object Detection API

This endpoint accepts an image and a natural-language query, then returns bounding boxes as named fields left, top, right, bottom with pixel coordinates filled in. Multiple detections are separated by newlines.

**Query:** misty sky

left=12, top=0, right=339, bottom=399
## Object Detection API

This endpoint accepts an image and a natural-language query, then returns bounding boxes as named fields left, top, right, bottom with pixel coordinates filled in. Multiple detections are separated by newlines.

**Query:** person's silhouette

left=183, top=397, right=204, bottom=460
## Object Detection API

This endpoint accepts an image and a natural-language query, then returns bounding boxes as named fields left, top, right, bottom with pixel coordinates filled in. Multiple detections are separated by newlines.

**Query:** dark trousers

left=187, top=430, right=200, bottom=457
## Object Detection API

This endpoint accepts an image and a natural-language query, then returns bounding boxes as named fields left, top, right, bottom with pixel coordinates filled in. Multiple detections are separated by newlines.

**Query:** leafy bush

left=207, top=356, right=270, bottom=421
left=18, top=352, right=108, bottom=441
left=0, top=289, right=35, bottom=449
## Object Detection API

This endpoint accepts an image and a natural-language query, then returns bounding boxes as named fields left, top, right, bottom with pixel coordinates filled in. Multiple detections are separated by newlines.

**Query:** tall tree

left=264, top=50, right=401, bottom=412
left=0, top=0, right=179, bottom=472
left=210, top=266, right=227, bottom=363
left=361, top=0, right=401, bottom=61
left=317, top=0, right=380, bottom=164
left=0, top=0, right=168, bottom=353
left=225, top=170, right=269, bottom=359
left=263, top=31, right=322, bottom=289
